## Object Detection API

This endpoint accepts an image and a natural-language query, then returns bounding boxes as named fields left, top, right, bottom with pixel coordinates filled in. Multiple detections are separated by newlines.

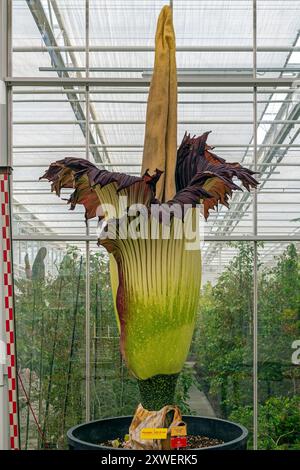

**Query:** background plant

left=15, top=242, right=299, bottom=449
left=194, top=242, right=300, bottom=449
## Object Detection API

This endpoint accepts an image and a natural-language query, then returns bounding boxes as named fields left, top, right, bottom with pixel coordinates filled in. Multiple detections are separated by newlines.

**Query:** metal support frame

left=10, top=143, right=300, bottom=149
left=0, top=0, right=19, bottom=451
left=11, top=98, right=300, bottom=104
left=5, top=76, right=298, bottom=87
left=10, top=119, right=300, bottom=125
left=252, top=0, right=258, bottom=451
left=11, top=45, right=300, bottom=53
left=25, top=0, right=109, bottom=165
left=11, top=87, right=300, bottom=94
left=5, top=0, right=300, bottom=452
left=0, top=2, right=9, bottom=449
left=202, top=25, right=300, bottom=248
left=38, top=66, right=300, bottom=73
left=12, top=234, right=300, bottom=242
left=84, top=0, right=90, bottom=423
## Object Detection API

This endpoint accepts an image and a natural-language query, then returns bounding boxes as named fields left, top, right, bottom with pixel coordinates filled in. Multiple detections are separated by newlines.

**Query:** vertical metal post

left=252, top=0, right=258, bottom=451
left=0, top=0, right=9, bottom=451
left=0, top=0, right=19, bottom=450
left=85, top=0, right=91, bottom=423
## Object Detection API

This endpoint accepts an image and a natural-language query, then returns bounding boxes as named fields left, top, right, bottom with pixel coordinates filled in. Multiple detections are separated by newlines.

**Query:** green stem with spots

left=137, top=374, right=179, bottom=411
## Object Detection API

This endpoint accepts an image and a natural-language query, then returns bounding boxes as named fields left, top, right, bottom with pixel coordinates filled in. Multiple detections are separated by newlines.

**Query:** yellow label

left=140, top=428, right=168, bottom=440
left=171, top=425, right=187, bottom=437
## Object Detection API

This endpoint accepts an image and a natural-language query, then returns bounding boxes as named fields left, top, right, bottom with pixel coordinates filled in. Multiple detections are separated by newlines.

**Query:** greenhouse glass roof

left=10, top=0, right=300, bottom=282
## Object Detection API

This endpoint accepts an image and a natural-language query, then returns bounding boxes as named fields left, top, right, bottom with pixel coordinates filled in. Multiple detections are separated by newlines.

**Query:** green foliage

left=15, top=246, right=137, bottom=449
left=15, top=245, right=197, bottom=448
left=195, top=243, right=255, bottom=415
left=230, top=396, right=300, bottom=450
left=175, top=366, right=198, bottom=415
left=15, top=242, right=300, bottom=449
left=195, top=242, right=300, bottom=449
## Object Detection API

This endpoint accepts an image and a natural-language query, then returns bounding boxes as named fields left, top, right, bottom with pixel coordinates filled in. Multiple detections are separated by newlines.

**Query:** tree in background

left=15, top=245, right=193, bottom=449
left=14, top=242, right=299, bottom=449
left=194, top=242, right=254, bottom=417
left=195, top=242, right=300, bottom=449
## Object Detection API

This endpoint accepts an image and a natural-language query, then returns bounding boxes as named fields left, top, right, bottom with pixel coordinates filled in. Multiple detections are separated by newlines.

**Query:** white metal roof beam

left=25, top=0, right=110, bottom=165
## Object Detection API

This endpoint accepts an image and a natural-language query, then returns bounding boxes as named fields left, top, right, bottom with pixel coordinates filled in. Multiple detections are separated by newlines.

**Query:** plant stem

left=137, top=374, right=179, bottom=411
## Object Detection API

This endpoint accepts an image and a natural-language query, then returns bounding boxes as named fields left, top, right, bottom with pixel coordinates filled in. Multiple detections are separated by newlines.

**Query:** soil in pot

left=100, top=435, right=224, bottom=450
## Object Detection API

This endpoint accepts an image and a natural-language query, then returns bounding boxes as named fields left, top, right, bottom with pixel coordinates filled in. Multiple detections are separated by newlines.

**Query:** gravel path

left=188, top=384, right=216, bottom=417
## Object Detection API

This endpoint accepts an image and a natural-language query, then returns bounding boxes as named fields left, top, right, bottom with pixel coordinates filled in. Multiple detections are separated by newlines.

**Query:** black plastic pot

left=67, top=415, right=248, bottom=450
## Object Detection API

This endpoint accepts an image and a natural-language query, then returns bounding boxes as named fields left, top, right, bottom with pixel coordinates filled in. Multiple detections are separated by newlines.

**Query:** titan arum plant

left=41, top=6, right=258, bottom=448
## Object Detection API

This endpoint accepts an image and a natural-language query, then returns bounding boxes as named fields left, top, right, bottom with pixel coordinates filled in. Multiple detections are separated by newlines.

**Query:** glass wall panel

left=174, top=0, right=253, bottom=71
left=12, top=0, right=87, bottom=78
left=256, top=242, right=300, bottom=450
left=257, top=1, right=300, bottom=79
left=256, top=85, right=300, bottom=237
left=8, top=0, right=300, bottom=452
left=88, top=0, right=163, bottom=79
left=196, top=242, right=254, bottom=444
left=14, top=241, right=86, bottom=449
left=12, top=86, right=90, bottom=237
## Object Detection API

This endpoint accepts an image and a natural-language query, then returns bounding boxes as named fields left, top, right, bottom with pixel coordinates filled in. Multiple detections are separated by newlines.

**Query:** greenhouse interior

left=0, top=0, right=300, bottom=453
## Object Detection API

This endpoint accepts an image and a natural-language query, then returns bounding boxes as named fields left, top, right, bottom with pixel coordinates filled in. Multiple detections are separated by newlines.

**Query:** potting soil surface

left=100, top=435, right=224, bottom=449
